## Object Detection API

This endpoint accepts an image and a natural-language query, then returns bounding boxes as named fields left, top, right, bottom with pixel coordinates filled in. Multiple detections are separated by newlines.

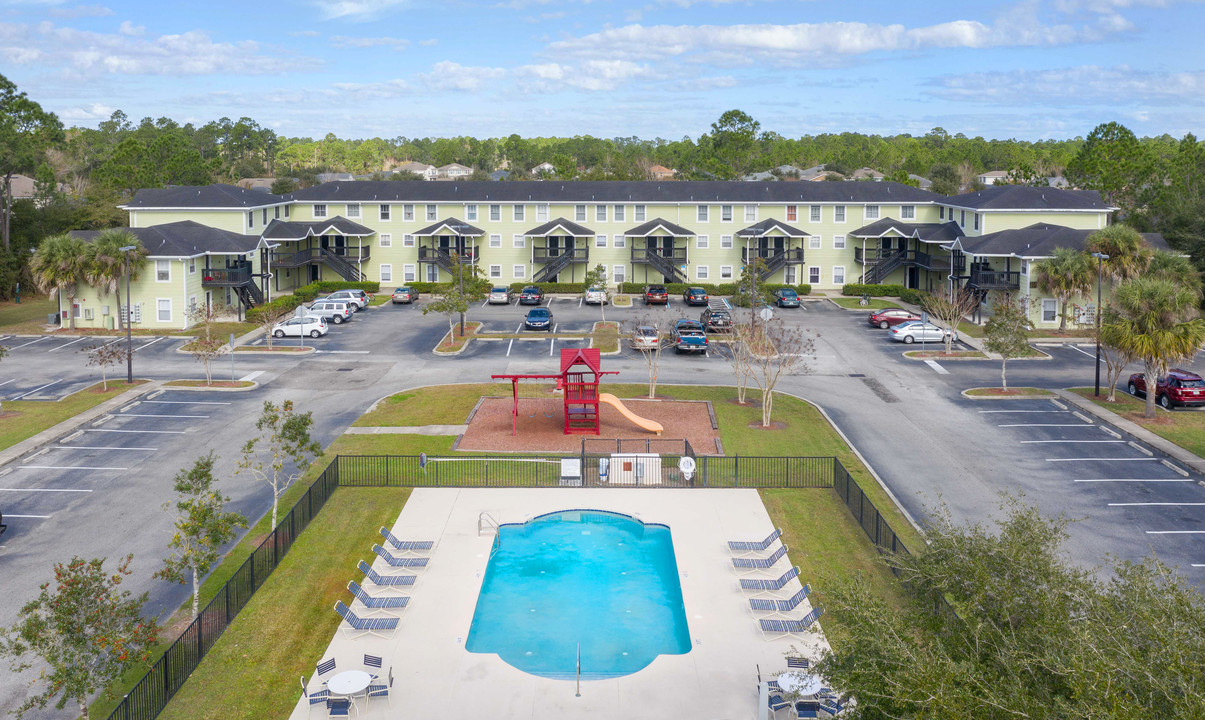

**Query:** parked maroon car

left=868, top=308, right=921, bottom=329
left=1127, top=368, right=1205, bottom=409
left=643, top=285, right=669, bottom=305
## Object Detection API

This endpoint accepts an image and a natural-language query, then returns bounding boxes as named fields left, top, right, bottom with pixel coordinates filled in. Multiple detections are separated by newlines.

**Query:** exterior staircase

left=533, top=249, right=578, bottom=283
left=864, top=249, right=906, bottom=285
left=643, top=250, right=687, bottom=283
left=320, top=248, right=364, bottom=282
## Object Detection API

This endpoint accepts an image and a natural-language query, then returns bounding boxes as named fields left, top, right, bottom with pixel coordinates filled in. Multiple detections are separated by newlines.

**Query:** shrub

left=842, top=283, right=906, bottom=297
left=899, top=288, right=927, bottom=305
left=313, top=280, right=381, bottom=294
left=506, top=282, right=590, bottom=293
left=246, top=294, right=304, bottom=324
left=618, top=282, right=808, bottom=297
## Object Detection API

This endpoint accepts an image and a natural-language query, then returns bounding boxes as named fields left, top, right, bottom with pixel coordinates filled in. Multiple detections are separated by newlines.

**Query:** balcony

left=532, top=247, right=588, bottom=265
left=201, top=265, right=252, bottom=287
left=631, top=247, right=688, bottom=264
left=969, top=269, right=1021, bottom=290
left=418, top=246, right=478, bottom=264
left=741, top=247, right=804, bottom=264
left=269, top=248, right=318, bottom=268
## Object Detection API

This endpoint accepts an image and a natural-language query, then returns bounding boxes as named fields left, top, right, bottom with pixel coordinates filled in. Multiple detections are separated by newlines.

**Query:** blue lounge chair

left=786, top=656, right=810, bottom=670
left=750, top=584, right=812, bottom=618
left=300, top=676, right=330, bottom=714
left=334, top=601, right=398, bottom=639
left=380, top=527, right=434, bottom=555
left=372, top=544, right=429, bottom=570
left=326, top=698, right=354, bottom=718
left=358, top=560, right=417, bottom=590
left=733, top=544, right=789, bottom=575
left=315, top=657, right=336, bottom=681
left=794, top=700, right=821, bottom=719
left=729, top=527, right=782, bottom=556
left=741, top=566, right=800, bottom=597
left=347, top=581, right=410, bottom=615
left=759, top=607, right=824, bottom=641
left=366, top=666, right=393, bottom=709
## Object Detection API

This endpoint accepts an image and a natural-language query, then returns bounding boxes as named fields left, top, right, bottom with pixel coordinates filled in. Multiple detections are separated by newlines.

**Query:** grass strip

left=0, top=380, right=148, bottom=451
left=1069, top=387, right=1205, bottom=458
left=829, top=297, right=898, bottom=310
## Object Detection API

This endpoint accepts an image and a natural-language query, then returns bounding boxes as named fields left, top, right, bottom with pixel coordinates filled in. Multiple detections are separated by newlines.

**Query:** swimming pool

left=466, top=509, right=691, bottom=679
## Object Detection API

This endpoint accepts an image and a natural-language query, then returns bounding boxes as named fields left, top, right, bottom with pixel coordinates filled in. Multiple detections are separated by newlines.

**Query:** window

left=721, top=234, right=733, bottom=249
left=426, top=204, right=437, bottom=221
left=188, top=258, right=196, bottom=274
left=697, top=205, right=708, bottom=222
left=810, top=205, right=821, bottom=222
left=696, top=265, right=709, bottom=280
left=721, top=205, right=733, bottom=222
left=379, top=204, right=390, bottom=221
left=274, top=206, right=281, bottom=220
left=489, top=234, right=501, bottom=248
left=284, top=205, right=290, bottom=219
left=537, top=204, right=549, bottom=221
left=865, top=205, right=880, bottom=220
left=938, top=206, right=945, bottom=220
left=513, top=264, right=526, bottom=279
left=959, top=210, right=966, bottom=227
left=785, top=266, right=797, bottom=284
left=426, top=264, right=438, bottom=282
left=1020, top=260, right=1029, bottom=275
left=1042, top=298, right=1057, bottom=323
left=402, top=234, right=415, bottom=247
left=379, top=234, right=392, bottom=248
left=833, top=235, right=846, bottom=249
left=403, top=264, right=416, bottom=282
left=489, top=264, right=502, bottom=278
left=247, top=211, right=254, bottom=228
left=613, top=265, right=626, bottom=283
left=974, top=213, right=980, bottom=231
left=744, top=205, right=757, bottom=222
left=380, top=264, right=392, bottom=283
left=347, top=203, right=361, bottom=218
left=262, top=208, right=268, bottom=224
left=614, top=205, right=625, bottom=222
left=809, top=236, right=821, bottom=250
left=834, top=206, right=846, bottom=222
left=575, top=204, right=587, bottom=222
left=786, top=205, right=796, bottom=222
left=314, top=204, right=327, bottom=218
left=833, top=266, right=846, bottom=284
left=595, top=235, right=607, bottom=248
left=720, top=265, right=733, bottom=279
left=513, top=234, right=525, bottom=248
left=465, top=204, right=478, bottom=221
left=635, top=205, right=646, bottom=221
left=596, top=205, right=607, bottom=222
left=514, top=205, right=525, bottom=221
left=901, top=205, right=915, bottom=220
left=614, top=234, right=626, bottom=248
left=155, top=260, right=170, bottom=282
left=490, top=204, right=501, bottom=221
left=808, top=266, right=821, bottom=284
left=403, top=204, right=414, bottom=221
left=157, top=298, right=171, bottom=322
left=697, top=235, right=709, bottom=249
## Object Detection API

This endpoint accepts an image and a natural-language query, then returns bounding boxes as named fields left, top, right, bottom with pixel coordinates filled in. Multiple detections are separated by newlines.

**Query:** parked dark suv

left=518, top=286, right=544, bottom=305
left=1127, top=368, right=1205, bottom=409
left=700, top=307, right=733, bottom=332
left=682, top=287, right=709, bottom=306
left=643, top=285, right=669, bottom=305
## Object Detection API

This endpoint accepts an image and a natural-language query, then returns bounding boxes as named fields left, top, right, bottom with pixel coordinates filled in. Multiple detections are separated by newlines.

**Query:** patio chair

left=372, top=544, right=429, bottom=571
left=326, top=697, right=355, bottom=718
left=334, top=601, right=399, bottom=640
left=366, top=666, right=393, bottom=709
left=768, top=691, right=791, bottom=716
left=379, top=527, right=434, bottom=555
left=358, top=560, right=417, bottom=590
left=759, top=607, right=824, bottom=641
left=363, top=654, right=382, bottom=679
left=732, top=544, right=789, bottom=576
left=820, top=697, right=846, bottom=716
left=749, top=584, right=812, bottom=618
left=300, top=676, right=330, bottom=714
left=728, top=527, right=782, bottom=557
left=315, top=657, right=337, bottom=682
left=347, top=581, right=410, bottom=615
left=794, top=700, right=821, bottom=719
left=786, top=656, right=810, bottom=670
left=740, top=566, right=800, bottom=597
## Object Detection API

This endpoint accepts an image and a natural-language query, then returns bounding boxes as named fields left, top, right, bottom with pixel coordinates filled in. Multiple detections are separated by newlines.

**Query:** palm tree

left=1102, top=277, right=1205, bottom=418
left=30, top=233, right=89, bottom=331
left=86, top=230, right=147, bottom=331
left=1147, top=249, right=1201, bottom=290
left=1032, top=247, right=1094, bottom=331
left=1084, top=224, right=1152, bottom=284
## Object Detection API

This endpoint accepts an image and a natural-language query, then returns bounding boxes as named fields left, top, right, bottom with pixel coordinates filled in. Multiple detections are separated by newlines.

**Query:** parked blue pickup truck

left=671, top=319, right=709, bottom=354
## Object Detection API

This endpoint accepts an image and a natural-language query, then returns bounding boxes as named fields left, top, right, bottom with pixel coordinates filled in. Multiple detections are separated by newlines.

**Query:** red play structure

left=492, top=348, right=619, bottom=436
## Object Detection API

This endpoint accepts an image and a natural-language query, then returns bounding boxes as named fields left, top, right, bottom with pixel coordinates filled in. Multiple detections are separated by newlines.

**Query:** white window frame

left=156, top=298, right=172, bottom=323
left=834, top=206, right=846, bottom=223
left=1041, top=298, right=1057, bottom=323
left=808, top=266, right=821, bottom=284
left=720, top=265, right=733, bottom=280
left=262, top=208, right=268, bottom=225
left=490, top=204, right=501, bottom=222
left=403, top=263, right=416, bottom=282
left=785, top=266, right=798, bottom=285
left=635, top=205, right=646, bottom=221
left=810, top=205, right=821, bottom=223
left=426, top=264, right=438, bottom=282
left=313, top=204, right=327, bottom=218
left=489, top=264, right=502, bottom=279
left=513, top=264, right=526, bottom=279
left=402, top=234, right=415, bottom=247
left=901, top=205, right=915, bottom=220
left=960, top=210, right=966, bottom=227
left=284, top=205, right=290, bottom=219
left=347, top=203, right=361, bottom=219
left=695, top=265, right=709, bottom=280
left=537, top=204, right=549, bottom=221
left=786, top=205, right=797, bottom=222
left=721, top=205, right=733, bottom=222
left=465, top=204, right=478, bottom=221
left=744, top=205, right=757, bottom=222
left=514, top=205, right=525, bottom=222
left=596, top=205, right=607, bottom=222
left=575, top=204, right=587, bottom=222
left=833, top=235, right=846, bottom=250
left=379, top=233, right=392, bottom=248
left=939, top=206, right=945, bottom=220
left=696, top=235, right=709, bottom=249
left=721, top=234, right=733, bottom=249
left=974, top=213, right=980, bottom=231
left=247, top=211, right=254, bottom=229
left=697, top=205, right=709, bottom=222
left=380, top=264, right=392, bottom=283
left=489, top=234, right=502, bottom=248
left=379, top=204, right=390, bottom=221
left=865, top=205, right=880, bottom=220
left=513, top=234, right=526, bottom=249
left=613, top=205, right=625, bottom=222
left=274, top=206, right=281, bottom=220
left=614, top=234, right=626, bottom=249
left=155, top=259, right=171, bottom=283
left=809, top=236, right=821, bottom=250
left=595, top=235, right=607, bottom=248
left=833, top=265, right=846, bottom=285
left=403, top=204, right=414, bottom=221
left=613, top=265, right=626, bottom=284
left=426, top=204, right=437, bottom=221
left=188, top=258, right=196, bottom=274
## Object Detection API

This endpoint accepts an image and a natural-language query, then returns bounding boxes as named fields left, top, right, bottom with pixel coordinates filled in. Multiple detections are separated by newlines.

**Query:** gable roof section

left=261, top=217, right=375, bottom=240
left=71, top=221, right=262, bottom=258
left=123, top=183, right=284, bottom=209
left=560, top=347, right=602, bottom=375
left=413, top=218, right=485, bottom=237
left=736, top=218, right=811, bottom=238
left=624, top=217, right=694, bottom=237
left=944, top=186, right=1114, bottom=212
left=849, top=219, right=961, bottom=244
left=525, top=217, right=595, bottom=237
left=958, top=223, right=1167, bottom=258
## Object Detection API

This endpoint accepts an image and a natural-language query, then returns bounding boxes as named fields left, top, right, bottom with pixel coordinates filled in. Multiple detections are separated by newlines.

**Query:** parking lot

left=0, top=334, right=187, bottom=400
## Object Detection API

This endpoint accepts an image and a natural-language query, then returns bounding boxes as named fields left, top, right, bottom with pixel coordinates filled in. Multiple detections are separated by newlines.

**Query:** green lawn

left=1070, top=387, right=1205, bottom=458
left=368, top=294, right=392, bottom=306
left=0, top=380, right=147, bottom=451
left=0, top=295, right=56, bottom=329
left=830, top=297, right=897, bottom=310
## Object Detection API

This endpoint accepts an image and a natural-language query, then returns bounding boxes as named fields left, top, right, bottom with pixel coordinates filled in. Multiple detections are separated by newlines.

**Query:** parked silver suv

left=321, top=289, right=370, bottom=311
left=306, top=300, right=353, bottom=324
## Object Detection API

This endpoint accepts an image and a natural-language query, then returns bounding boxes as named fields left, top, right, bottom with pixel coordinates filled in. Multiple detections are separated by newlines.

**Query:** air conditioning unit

left=83, top=308, right=94, bottom=320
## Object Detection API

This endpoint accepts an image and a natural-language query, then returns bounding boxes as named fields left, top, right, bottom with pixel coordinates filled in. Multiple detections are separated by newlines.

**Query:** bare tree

left=186, top=301, right=230, bottom=385
left=254, top=303, right=293, bottom=351
left=629, top=314, right=666, bottom=399
left=921, top=289, right=980, bottom=353
left=83, top=342, right=131, bottom=391
left=718, top=321, right=756, bottom=404
left=747, top=319, right=817, bottom=426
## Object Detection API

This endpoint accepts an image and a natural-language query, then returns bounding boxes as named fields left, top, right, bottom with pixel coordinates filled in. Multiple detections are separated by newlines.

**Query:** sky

left=1, top=0, right=1203, bottom=142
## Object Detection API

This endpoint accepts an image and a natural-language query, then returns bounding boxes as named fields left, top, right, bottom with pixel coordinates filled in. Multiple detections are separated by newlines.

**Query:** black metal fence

left=832, top=458, right=913, bottom=557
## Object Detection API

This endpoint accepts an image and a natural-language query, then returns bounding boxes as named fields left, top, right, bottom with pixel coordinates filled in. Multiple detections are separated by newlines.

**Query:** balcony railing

left=418, top=246, right=479, bottom=263
left=269, top=248, right=318, bottom=268
left=631, top=247, right=688, bottom=264
left=532, top=247, right=588, bottom=264
left=741, top=247, right=805, bottom=264
left=201, top=265, right=252, bottom=286
left=327, top=246, right=370, bottom=262
left=970, top=269, right=1021, bottom=290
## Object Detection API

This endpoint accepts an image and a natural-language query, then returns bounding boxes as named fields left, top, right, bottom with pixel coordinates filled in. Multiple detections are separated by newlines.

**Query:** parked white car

left=888, top=321, right=956, bottom=344
left=272, top=316, right=328, bottom=338
left=321, top=289, right=370, bottom=311
left=584, top=287, right=608, bottom=305
left=630, top=325, right=662, bottom=351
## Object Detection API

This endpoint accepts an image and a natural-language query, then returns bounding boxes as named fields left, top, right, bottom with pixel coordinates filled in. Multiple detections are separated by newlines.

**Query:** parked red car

left=1127, top=369, right=1205, bottom=409
left=868, top=308, right=921, bottom=329
left=644, top=285, right=669, bottom=305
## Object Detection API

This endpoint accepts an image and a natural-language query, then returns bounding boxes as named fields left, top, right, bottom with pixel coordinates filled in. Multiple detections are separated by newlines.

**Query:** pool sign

left=678, top=456, right=696, bottom=483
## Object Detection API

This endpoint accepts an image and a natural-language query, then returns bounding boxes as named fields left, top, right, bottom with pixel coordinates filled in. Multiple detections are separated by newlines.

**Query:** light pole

left=1092, top=251, right=1110, bottom=397
left=119, top=245, right=136, bottom=384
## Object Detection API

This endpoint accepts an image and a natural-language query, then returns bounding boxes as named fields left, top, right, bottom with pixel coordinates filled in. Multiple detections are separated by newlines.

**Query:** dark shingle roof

left=623, top=218, right=694, bottom=237
left=70, top=221, right=261, bottom=257
left=287, top=180, right=941, bottom=204
left=123, top=184, right=285, bottom=209
left=850, top=219, right=961, bottom=244
left=262, top=217, right=374, bottom=240
left=525, top=218, right=595, bottom=237
left=944, top=186, right=1113, bottom=211
left=736, top=218, right=811, bottom=238
left=413, top=218, right=485, bottom=237
left=959, top=223, right=1167, bottom=258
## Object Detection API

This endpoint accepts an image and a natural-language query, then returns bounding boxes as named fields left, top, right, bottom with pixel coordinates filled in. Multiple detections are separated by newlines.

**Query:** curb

left=960, top=388, right=1056, bottom=400
left=161, top=381, right=261, bottom=393
left=901, top=351, right=988, bottom=361
left=0, top=380, right=161, bottom=469
left=1054, top=389, right=1205, bottom=475
left=232, top=347, right=317, bottom=356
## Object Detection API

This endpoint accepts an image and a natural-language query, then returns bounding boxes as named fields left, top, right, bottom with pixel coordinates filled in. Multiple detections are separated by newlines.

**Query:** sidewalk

left=1054, top=389, right=1205, bottom=476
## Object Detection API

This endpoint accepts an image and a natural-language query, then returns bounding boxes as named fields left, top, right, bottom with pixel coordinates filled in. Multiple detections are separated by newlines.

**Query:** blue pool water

left=466, top=510, right=691, bottom=679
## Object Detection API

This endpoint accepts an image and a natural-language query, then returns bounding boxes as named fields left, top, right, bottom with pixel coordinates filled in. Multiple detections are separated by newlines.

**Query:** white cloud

left=290, top=29, right=321, bottom=37
left=311, top=0, right=408, bottom=20
left=516, top=60, right=655, bottom=91
left=48, top=4, right=113, bottom=18
left=930, top=65, right=1205, bottom=106
left=418, top=38, right=438, bottom=46
left=56, top=102, right=118, bottom=123
left=417, top=60, right=506, bottom=91
left=118, top=20, right=143, bottom=36
left=330, top=35, right=409, bottom=49
left=1, top=46, right=42, bottom=63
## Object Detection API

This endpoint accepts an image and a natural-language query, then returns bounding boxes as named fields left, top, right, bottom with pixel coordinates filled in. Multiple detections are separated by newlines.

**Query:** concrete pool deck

left=290, top=488, right=829, bottom=719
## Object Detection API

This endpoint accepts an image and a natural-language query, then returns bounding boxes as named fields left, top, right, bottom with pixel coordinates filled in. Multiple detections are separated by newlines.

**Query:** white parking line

left=999, top=423, right=1090, bottom=427
left=506, top=339, right=514, bottom=356
left=552, top=323, right=559, bottom=333
left=144, top=400, right=230, bottom=405
left=116, top=413, right=209, bottom=419
left=0, top=379, right=13, bottom=387
left=239, top=370, right=264, bottom=382
left=134, top=337, right=164, bottom=351
left=15, top=465, right=128, bottom=471
left=0, top=487, right=92, bottom=493
left=12, top=378, right=62, bottom=400
left=85, top=428, right=186, bottom=434
left=4, top=514, right=52, bottom=519
left=549, top=338, right=556, bottom=356
left=47, top=337, right=88, bottom=352
left=1047, top=457, right=1160, bottom=463
left=1072, top=477, right=1189, bottom=482
left=51, top=445, right=158, bottom=451
left=1146, top=530, right=1205, bottom=535
left=8, top=337, right=48, bottom=350
left=1065, top=344, right=1097, bottom=359
left=1021, top=439, right=1125, bottom=444
left=923, top=359, right=949, bottom=374
left=515, top=322, right=523, bottom=333
left=1108, top=502, right=1205, bottom=506
left=978, top=409, right=1071, bottom=414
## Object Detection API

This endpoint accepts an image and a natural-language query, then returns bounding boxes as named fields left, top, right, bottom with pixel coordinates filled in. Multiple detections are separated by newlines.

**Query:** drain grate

left=848, top=373, right=866, bottom=378
left=859, top=377, right=901, bottom=403
left=337, top=368, right=353, bottom=372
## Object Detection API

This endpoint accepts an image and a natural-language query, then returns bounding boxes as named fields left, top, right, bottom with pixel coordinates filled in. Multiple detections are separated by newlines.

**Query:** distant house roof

left=317, top=173, right=355, bottom=183
left=396, top=161, right=434, bottom=173
left=959, top=223, right=1167, bottom=259
left=531, top=162, right=556, bottom=174
left=237, top=178, right=276, bottom=191
left=261, top=217, right=375, bottom=241
left=525, top=217, right=595, bottom=237
left=439, top=163, right=472, bottom=172
left=944, top=186, right=1114, bottom=212
left=851, top=167, right=884, bottom=180
left=8, top=173, right=37, bottom=199
left=849, top=219, right=961, bottom=244
left=1046, top=176, right=1069, bottom=189
left=413, top=218, right=485, bottom=237
left=649, top=164, right=672, bottom=172
left=736, top=218, right=811, bottom=238
left=908, top=174, right=933, bottom=189
left=741, top=171, right=776, bottom=182
left=624, top=217, right=694, bottom=237
left=122, top=183, right=284, bottom=209
left=70, top=221, right=264, bottom=258
left=489, top=170, right=511, bottom=181
left=977, top=170, right=1010, bottom=179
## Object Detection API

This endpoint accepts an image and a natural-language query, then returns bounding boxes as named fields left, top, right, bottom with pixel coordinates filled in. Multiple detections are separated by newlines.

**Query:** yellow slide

left=598, top=393, right=664, bottom=435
